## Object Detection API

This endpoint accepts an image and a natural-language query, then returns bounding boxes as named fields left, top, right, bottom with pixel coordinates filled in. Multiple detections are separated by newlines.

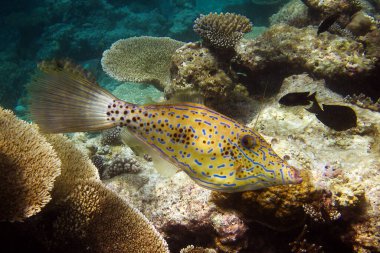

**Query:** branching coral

left=101, top=36, right=184, bottom=90
left=0, top=107, right=61, bottom=221
left=52, top=181, right=169, bottom=253
left=193, top=13, right=252, bottom=50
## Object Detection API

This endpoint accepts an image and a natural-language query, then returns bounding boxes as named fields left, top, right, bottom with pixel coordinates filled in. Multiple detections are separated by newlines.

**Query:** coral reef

left=180, top=245, right=217, bottom=253
left=346, top=11, right=378, bottom=36
left=289, top=225, right=324, bottom=253
left=100, top=127, right=123, bottom=146
left=0, top=107, right=61, bottom=221
left=344, top=93, right=380, bottom=111
left=235, top=24, right=376, bottom=81
left=211, top=170, right=315, bottom=229
left=193, top=13, right=252, bottom=50
left=100, top=154, right=143, bottom=180
left=300, top=0, right=362, bottom=15
left=269, top=0, right=311, bottom=27
left=169, top=42, right=235, bottom=99
left=50, top=181, right=169, bottom=253
left=43, top=133, right=100, bottom=201
left=105, top=167, right=248, bottom=252
left=101, top=36, right=184, bottom=90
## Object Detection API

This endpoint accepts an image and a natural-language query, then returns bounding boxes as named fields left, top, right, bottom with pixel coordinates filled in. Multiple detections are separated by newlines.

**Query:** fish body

left=307, top=98, right=357, bottom=131
left=279, top=92, right=316, bottom=106
left=28, top=66, right=302, bottom=192
left=317, top=13, right=340, bottom=35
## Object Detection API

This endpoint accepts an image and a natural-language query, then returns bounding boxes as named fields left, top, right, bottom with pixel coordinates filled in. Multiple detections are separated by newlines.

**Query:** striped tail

left=28, top=70, right=121, bottom=133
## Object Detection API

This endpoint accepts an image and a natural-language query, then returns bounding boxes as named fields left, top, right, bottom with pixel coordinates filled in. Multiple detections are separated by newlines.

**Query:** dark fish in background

left=307, top=97, right=357, bottom=131
left=279, top=92, right=316, bottom=106
left=317, top=13, right=341, bottom=35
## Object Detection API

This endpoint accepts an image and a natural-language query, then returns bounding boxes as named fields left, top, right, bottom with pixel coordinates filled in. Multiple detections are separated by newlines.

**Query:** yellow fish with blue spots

left=28, top=63, right=302, bottom=192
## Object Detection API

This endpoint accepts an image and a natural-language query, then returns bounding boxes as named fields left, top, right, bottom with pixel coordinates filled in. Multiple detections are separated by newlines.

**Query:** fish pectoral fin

left=120, top=128, right=179, bottom=177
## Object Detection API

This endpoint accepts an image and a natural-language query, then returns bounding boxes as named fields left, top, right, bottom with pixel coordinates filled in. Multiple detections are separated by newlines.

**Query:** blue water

left=0, top=0, right=285, bottom=113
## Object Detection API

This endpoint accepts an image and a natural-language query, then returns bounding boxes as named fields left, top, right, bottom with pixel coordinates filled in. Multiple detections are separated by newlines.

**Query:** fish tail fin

left=306, top=95, right=322, bottom=114
left=28, top=67, right=125, bottom=133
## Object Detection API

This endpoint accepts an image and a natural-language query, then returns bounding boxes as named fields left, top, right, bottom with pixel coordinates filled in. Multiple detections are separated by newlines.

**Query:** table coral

left=101, top=36, right=184, bottom=90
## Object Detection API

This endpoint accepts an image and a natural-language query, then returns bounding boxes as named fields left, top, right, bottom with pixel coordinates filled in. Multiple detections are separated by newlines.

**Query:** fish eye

left=241, top=135, right=256, bottom=149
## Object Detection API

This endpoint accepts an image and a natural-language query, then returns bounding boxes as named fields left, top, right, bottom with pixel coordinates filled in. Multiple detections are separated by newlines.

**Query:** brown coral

left=52, top=181, right=169, bottom=253
left=211, top=170, right=315, bottom=228
left=0, top=107, right=61, bottom=221
left=169, top=42, right=235, bottom=99
left=43, top=133, right=100, bottom=201
left=101, top=36, right=184, bottom=90
left=193, top=13, right=252, bottom=49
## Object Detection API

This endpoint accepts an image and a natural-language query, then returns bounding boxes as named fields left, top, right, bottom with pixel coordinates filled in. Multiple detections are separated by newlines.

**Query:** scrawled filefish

left=28, top=65, right=302, bottom=192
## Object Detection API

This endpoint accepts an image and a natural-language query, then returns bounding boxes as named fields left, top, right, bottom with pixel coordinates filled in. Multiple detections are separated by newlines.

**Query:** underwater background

left=1, top=0, right=380, bottom=253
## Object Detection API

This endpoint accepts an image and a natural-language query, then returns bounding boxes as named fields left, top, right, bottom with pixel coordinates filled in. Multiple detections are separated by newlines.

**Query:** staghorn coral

left=0, top=107, right=61, bottom=222
left=193, top=13, right=252, bottom=50
left=101, top=36, right=184, bottom=90
left=51, top=180, right=169, bottom=253
left=43, top=133, right=100, bottom=201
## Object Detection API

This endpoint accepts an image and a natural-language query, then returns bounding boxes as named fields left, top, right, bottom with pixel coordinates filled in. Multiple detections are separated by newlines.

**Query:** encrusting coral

left=211, top=170, right=315, bottom=229
left=0, top=107, right=61, bottom=222
left=101, top=36, right=184, bottom=90
left=169, top=42, right=235, bottom=99
left=193, top=13, right=252, bottom=50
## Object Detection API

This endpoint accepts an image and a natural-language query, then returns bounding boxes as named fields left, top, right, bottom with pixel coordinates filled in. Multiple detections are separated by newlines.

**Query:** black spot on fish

left=307, top=98, right=357, bottom=131
left=318, top=13, right=340, bottom=35
left=279, top=92, right=316, bottom=106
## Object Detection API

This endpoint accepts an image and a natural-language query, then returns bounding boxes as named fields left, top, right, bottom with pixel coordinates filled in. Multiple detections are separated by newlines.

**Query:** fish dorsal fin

left=120, top=128, right=179, bottom=177
left=166, top=90, right=205, bottom=105
left=38, top=59, right=100, bottom=87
